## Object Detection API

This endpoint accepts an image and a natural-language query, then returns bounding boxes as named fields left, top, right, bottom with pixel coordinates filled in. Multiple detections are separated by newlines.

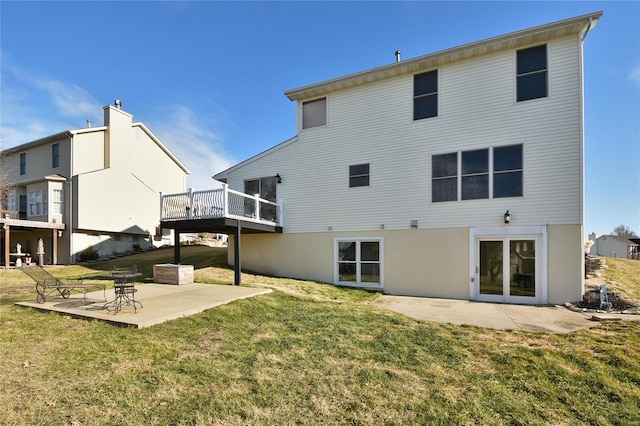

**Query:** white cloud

left=0, top=63, right=102, bottom=148
left=150, top=105, right=236, bottom=191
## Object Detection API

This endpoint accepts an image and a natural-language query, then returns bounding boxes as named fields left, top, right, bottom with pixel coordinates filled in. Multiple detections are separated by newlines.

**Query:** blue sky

left=1, top=1, right=638, bottom=237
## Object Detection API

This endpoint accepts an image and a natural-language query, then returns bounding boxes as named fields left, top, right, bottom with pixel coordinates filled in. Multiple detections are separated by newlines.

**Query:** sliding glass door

left=476, top=237, right=539, bottom=303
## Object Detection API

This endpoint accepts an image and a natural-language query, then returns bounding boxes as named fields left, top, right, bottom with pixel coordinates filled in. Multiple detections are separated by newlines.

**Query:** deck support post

left=3, top=224, right=9, bottom=268
left=234, top=222, right=241, bottom=285
left=173, top=230, right=181, bottom=264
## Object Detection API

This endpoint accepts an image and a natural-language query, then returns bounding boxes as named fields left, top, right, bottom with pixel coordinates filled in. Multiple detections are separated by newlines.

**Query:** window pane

left=510, top=240, right=535, bottom=297
left=462, top=175, right=488, bottom=200
left=349, top=163, right=369, bottom=176
left=349, top=175, right=370, bottom=188
left=414, top=95, right=437, bottom=120
left=517, top=45, right=547, bottom=75
left=432, top=153, right=457, bottom=178
left=338, top=242, right=356, bottom=261
left=260, top=177, right=277, bottom=201
left=432, top=178, right=457, bottom=202
left=302, top=97, right=326, bottom=129
left=462, top=149, right=488, bottom=174
left=414, top=70, right=437, bottom=96
left=361, top=263, right=380, bottom=283
left=361, top=242, right=379, bottom=261
left=517, top=73, right=547, bottom=101
left=244, top=179, right=259, bottom=195
left=494, top=145, right=522, bottom=171
left=494, top=172, right=522, bottom=198
left=338, top=262, right=357, bottom=282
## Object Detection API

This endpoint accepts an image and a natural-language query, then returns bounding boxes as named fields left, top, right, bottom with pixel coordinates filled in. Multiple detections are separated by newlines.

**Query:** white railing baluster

left=160, top=186, right=283, bottom=227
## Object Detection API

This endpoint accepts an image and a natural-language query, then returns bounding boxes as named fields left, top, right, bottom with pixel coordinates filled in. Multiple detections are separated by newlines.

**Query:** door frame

left=469, top=226, right=547, bottom=304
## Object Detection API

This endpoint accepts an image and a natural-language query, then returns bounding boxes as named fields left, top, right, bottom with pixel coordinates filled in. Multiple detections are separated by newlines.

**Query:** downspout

left=67, top=132, right=74, bottom=264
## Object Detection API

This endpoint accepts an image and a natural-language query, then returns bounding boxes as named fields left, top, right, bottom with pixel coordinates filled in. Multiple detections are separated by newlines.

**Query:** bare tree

left=612, top=224, right=638, bottom=238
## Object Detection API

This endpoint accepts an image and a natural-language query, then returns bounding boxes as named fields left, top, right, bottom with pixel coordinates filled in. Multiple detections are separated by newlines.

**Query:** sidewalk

left=372, top=295, right=639, bottom=333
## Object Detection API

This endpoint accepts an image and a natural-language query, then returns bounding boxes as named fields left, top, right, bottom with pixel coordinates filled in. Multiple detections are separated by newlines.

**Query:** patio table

left=102, top=271, right=143, bottom=314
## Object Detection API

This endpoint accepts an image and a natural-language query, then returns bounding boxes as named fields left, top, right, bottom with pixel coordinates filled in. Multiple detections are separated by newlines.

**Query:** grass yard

left=1, top=247, right=639, bottom=425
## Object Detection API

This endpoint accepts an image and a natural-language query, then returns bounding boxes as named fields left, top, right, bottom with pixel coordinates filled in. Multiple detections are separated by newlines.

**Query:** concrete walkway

left=17, top=283, right=271, bottom=328
left=372, top=295, right=639, bottom=333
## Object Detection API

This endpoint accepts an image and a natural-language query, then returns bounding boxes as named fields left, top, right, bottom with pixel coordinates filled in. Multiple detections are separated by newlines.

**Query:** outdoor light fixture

left=504, top=210, right=512, bottom=224
left=380, top=224, right=385, bottom=230
left=411, top=220, right=418, bottom=229
left=276, top=173, right=282, bottom=184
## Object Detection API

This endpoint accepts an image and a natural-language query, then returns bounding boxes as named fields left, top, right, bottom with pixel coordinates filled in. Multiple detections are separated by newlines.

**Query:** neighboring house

left=589, top=233, right=640, bottom=260
left=1, top=103, right=189, bottom=266
left=165, top=12, right=603, bottom=305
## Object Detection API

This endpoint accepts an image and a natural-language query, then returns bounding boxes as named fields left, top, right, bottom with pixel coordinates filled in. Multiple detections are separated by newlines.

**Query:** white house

left=158, top=12, right=602, bottom=305
left=589, top=233, right=639, bottom=260
left=1, top=102, right=189, bottom=265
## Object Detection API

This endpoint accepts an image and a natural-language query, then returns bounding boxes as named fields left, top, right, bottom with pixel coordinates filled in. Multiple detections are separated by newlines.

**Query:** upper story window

left=20, top=153, right=26, bottom=175
left=28, top=190, right=47, bottom=216
left=413, top=70, right=438, bottom=120
left=493, top=145, right=523, bottom=198
left=461, top=149, right=489, bottom=200
left=432, top=152, right=457, bottom=202
left=52, top=143, right=60, bottom=168
left=517, top=45, right=547, bottom=102
left=432, top=145, right=523, bottom=202
left=302, top=97, right=327, bottom=129
left=52, top=189, right=64, bottom=215
left=349, top=163, right=370, bottom=188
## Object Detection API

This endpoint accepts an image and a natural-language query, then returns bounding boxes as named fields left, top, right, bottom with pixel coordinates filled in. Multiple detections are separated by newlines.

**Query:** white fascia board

left=213, top=136, right=298, bottom=182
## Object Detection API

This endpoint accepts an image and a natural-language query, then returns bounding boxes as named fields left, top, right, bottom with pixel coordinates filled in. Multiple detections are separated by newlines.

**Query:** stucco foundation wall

left=547, top=224, right=584, bottom=304
left=229, top=228, right=470, bottom=299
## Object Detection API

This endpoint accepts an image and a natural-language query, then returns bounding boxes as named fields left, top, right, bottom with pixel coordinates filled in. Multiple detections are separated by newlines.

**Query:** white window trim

left=469, top=226, right=548, bottom=304
left=334, top=237, right=384, bottom=289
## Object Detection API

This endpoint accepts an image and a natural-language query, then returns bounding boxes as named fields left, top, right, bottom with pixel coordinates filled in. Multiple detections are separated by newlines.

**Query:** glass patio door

left=477, top=237, right=539, bottom=303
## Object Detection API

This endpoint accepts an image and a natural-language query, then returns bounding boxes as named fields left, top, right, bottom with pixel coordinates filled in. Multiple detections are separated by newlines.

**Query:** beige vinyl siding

left=226, top=35, right=583, bottom=234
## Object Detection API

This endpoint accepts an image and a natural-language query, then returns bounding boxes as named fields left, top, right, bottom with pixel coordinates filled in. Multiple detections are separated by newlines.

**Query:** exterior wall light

left=276, top=173, right=282, bottom=183
left=504, top=210, right=512, bottom=224
left=411, top=220, right=418, bottom=229
left=380, top=224, right=385, bottom=230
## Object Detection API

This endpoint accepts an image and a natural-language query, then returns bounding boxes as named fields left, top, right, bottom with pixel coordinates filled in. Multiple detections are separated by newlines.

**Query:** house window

left=493, top=145, right=523, bottom=198
left=335, top=238, right=383, bottom=287
left=517, top=45, right=547, bottom=102
left=52, top=189, right=64, bottom=215
left=302, top=97, right=327, bottom=129
left=461, top=149, right=489, bottom=200
left=432, top=152, right=458, bottom=202
left=413, top=70, right=438, bottom=120
left=244, top=176, right=277, bottom=221
left=52, top=143, right=60, bottom=168
left=432, top=145, right=523, bottom=202
left=20, top=153, right=26, bottom=175
left=349, top=163, right=370, bottom=188
left=28, top=190, right=47, bottom=216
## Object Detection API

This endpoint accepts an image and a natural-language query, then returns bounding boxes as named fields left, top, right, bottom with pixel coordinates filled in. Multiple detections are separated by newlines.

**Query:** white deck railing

left=160, top=184, right=283, bottom=227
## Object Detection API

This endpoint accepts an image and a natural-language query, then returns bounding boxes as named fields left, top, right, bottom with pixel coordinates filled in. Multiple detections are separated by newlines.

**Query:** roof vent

left=395, top=50, right=401, bottom=63
left=114, top=99, right=122, bottom=109
left=87, top=119, right=92, bottom=128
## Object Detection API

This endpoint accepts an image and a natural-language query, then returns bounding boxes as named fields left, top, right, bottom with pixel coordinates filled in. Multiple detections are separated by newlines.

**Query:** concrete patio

left=16, top=283, right=272, bottom=328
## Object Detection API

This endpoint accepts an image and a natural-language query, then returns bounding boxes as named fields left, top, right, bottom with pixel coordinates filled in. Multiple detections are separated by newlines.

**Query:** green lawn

left=1, top=247, right=639, bottom=425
